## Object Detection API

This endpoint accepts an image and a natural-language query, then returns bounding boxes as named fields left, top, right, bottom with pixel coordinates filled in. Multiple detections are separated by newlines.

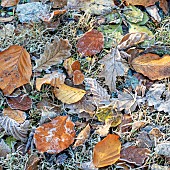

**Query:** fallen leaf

left=73, top=124, right=91, bottom=148
left=0, top=45, right=32, bottom=95
left=0, top=139, right=11, bottom=157
left=34, top=37, right=72, bottom=72
left=76, top=29, right=104, bottom=56
left=119, top=114, right=132, bottom=133
left=7, top=94, right=32, bottom=111
left=81, top=161, right=98, bottom=170
left=36, top=71, right=66, bottom=91
left=0, top=16, right=14, bottom=22
left=67, top=0, right=115, bottom=15
left=151, top=164, right=170, bottom=170
left=99, top=48, right=129, bottom=91
left=120, top=145, right=150, bottom=166
left=1, top=0, right=19, bottom=7
left=155, top=142, right=170, bottom=157
left=54, top=84, right=86, bottom=104
left=71, top=60, right=81, bottom=71
left=73, top=70, right=85, bottom=85
left=50, top=0, right=67, bottom=8
left=149, top=128, right=164, bottom=138
left=118, top=32, right=149, bottom=50
left=3, top=107, right=26, bottom=124
left=146, top=5, right=161, bottom=22
left=25, top=154, right=40, bottom=170
left=132, top=121, right=147, bottom=132
left=93, top=134, right=121, bottom=168
left=34, top=116, right=75, bottom=154
left=56, top=153, right=68, bottom=164
left=63, top=58, right=75, bottom=77
left=85, top=78, right=110, bottom=105
left=132, top=54, right=170, bottom=80
left=0, top=116, right=30, bottom=142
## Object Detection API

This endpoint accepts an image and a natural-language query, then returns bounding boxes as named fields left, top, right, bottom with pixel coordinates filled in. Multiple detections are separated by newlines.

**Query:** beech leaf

left=93, top=134, right=121, bottom=168
left=132, top=53, right=170, bottom=80
left=54, top=84, right=86, bottom=104
left=34, top=37, right=72, bottom=72
left=77, top=29, right=104, bottom=56
left=0, top=45, right=32, bottom=96
left=34, top=116, right=75, bottom=154
left=99, top=48, right=129, bottom=91
left=73, top=70, right=85, bottom=85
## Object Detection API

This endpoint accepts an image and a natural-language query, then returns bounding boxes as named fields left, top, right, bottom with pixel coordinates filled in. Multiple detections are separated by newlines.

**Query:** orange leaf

left=71, top=60, right=81, bottom=71
left=77, top=29, right=104, bottom=56
left=54, top=84, right=86, bottom=104
left=73, top=70, right=85, bottom=85
left=34, top=116, right=75, bottom=154
left=1, top=0, right=19, bottom=7
left=3, top=107, right=26, bottom=124
left=93, top=134, right=121, bottom=168
left=132, top=53, right=170, bottom=80
left=0, top=45, right=32, bottom=95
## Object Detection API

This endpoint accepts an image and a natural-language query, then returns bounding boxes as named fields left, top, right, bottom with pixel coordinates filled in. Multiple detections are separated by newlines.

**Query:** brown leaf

left=73, top=124, right=91, bottom=148
left=93, top=134, right=121, bottom=168
left=36, top=71, right=66, bottom=91
left=76, top=29, right=104, bottom=56
left=0, top=45, right=32, bottom=95
left=118, top=33, right=149, bottom=50
left=99, top=48, right=129, bottom=91
left=7, top=94, right=32, bottom=111
left=120, top=145, right=150, bottom=166
left=132, top=121, right=147, bottom=132
left=0, top=16, right=14, bottom=22
left=3, top=107, right=26, bottom=124
left=132, top=53, right=170, bottom=80
left=50, top=0, right=67, bottom=8
left=1, top=0, right=19, bottom=7
left=34, top=37, right=72, bottom=72
left=119, top=114, right=132, bottom=133
left=71, top=60, right=81, bottom=71
left=25, top=154, right=40, bottom=170
left=63, top=58, right=75, bottom=77
left=34, top=116, right=75, bottom=154
left=149, top=128, right=164, bottom=138
left=54, top=84, right=86, bottom=104
left=73, top=70, right=85, bottom=85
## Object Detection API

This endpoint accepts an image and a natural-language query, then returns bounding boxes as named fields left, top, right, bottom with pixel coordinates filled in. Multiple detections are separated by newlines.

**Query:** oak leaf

left=132, top=53, right=170, bottom=80
left=99, top=48, right=129, bottom=91
left=1, top=0, right=19, bottom=7
left=34, top=37, right=72, bottom=72
left=34, top=116, right=75, bottom=154
left=54, top=84, right=86, bottom=104
left=93, top=134, right=121, bottom=168
left=120, top=145, right=150, bottom=166
left=36, top=71, right=66, bottom=91
left=3, top=107, right=26, bottom=124
left=77, top=29, right=104, bottom=56
left=73, top=124, right=91, bottom=148
left=0, top=45, right=32, bottom=95
left=7, top=94, right=32, bottom=111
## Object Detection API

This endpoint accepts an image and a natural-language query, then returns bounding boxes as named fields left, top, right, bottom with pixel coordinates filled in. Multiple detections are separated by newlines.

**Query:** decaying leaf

left=151, top=164, right=170, bottom=170
left=146, top=5, right=161, bottom=22
left=25, top=154, right=40, bottom=170
left=119, top=114, right=132, bottom=133
left=34, top=37, right=72, bottom=72
left=99, top=48, right=129, bottom=91
left=0, top=139, right=11, bottom=157
left=155, top=142, right=170, bottom=157
left=50, top=0, right=67, bottom=8
left=73, top=124, right=91, bottom=148
left=0, top=45, right=32, bottom=95
left=34, top=116, right=75, bottom=154
left=0, top=116, right=30, bottom=142
left=3, top=107, right=26, bottom=124
left=118, top=32, right=149, bottom=50
left=7, top=94, right=32, bottom=111
left=67, top=0, right=115, bottom=15
left=0, top=16, right=14, bottom=22
left=54, top=84, right=86, bottom=104
left=116, top=90, right=137, bottom=114
left=93, top=134, right=121, bottom=168
left=63, top=58, right=75, bottom=77
left=77, top=29, right=104, bottom=56
left=132, top=121, right=147, bottom=132
left=132, top=54, right=170, bottom=80
left=149, top=128, right=164, bottom=138
left=85, top=78, right=110, bottom=105
left=36, top=71, right=66, bottom=91
left=73, top=70, right=85, bottom=85
left=1, top=0, right=19, bottom=7
left=120, top=145, right=150, bottom=166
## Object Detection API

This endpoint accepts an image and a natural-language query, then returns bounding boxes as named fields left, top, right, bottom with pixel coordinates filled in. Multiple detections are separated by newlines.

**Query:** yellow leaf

left=93, top=134, right=121, bottom=168
left=54, top=84, right=86, bottom=104
left=36, top=71, right=66, bottom=91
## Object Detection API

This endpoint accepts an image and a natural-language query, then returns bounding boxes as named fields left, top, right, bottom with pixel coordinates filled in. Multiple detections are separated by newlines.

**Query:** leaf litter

left=0, top=0, right=169, bottom=169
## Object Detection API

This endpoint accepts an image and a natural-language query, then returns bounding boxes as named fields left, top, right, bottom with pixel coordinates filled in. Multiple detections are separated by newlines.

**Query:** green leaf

left=137, top=12, right=149, bottom=25
left=5, top=136, right=17, bottom=149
